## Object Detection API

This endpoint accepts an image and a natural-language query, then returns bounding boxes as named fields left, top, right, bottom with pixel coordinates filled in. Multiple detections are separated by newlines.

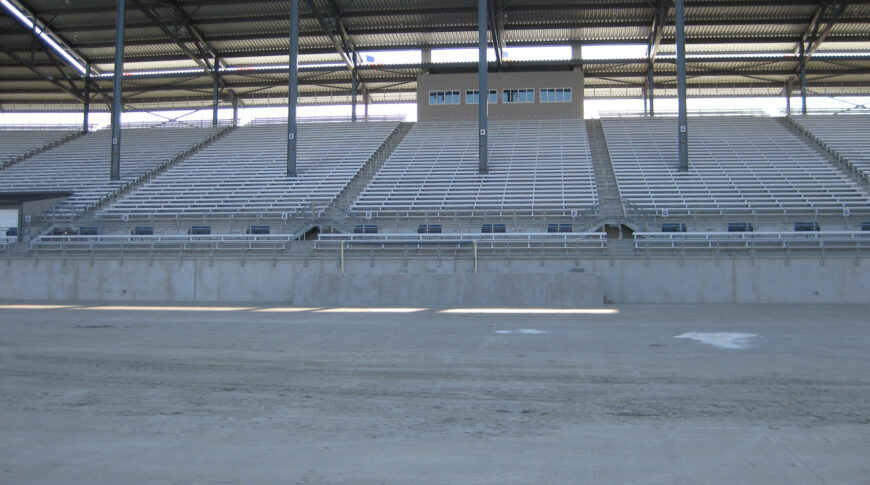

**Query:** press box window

left=502, top=89, right=535, bottom=103
left=429, top=90, right=461, bottom=105
left=465, top=90, right=498, bottom=104
left=540, top=88, right=572, bottom=103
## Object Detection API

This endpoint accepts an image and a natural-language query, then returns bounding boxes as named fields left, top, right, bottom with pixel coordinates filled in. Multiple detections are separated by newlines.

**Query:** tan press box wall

left=416, top=70, right=584, bottom=122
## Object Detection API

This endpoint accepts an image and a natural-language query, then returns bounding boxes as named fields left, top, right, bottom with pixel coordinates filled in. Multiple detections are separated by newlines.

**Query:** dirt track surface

left=1, top=303, right=868, bottom=484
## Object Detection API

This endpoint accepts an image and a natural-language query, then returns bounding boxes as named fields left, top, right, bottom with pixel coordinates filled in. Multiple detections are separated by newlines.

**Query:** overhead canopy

left=1, top=0, right=870, bottom=112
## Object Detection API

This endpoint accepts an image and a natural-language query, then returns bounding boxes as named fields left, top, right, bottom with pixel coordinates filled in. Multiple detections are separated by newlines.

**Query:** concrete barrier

left=0, top=256, right=867, bottom=304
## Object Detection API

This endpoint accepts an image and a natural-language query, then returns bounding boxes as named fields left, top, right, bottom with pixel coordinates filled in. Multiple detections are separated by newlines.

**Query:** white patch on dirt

left=675, top=332, right=757, bottom=349
left=495, top=329, right=547, bottom=335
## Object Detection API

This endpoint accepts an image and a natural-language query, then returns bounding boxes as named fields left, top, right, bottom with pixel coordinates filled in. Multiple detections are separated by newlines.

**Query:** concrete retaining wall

left=0, top=256, right=866, bottom=304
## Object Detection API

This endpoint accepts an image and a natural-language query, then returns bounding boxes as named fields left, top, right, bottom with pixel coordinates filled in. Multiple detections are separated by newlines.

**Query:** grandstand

left=601, top=115, right=870, bottom=221
left=97, top=121, right=399, bottom=227
left=0, top=128, right=79, bottom=169
left=351, top=119, right=597, bottom=227
left=0, top=123, right=226, bottom=216
left=3, top=2, right=870, bottom=483
left=789, top=114, right=870, bottom=182
left=0, top=0, right=869, bottom=304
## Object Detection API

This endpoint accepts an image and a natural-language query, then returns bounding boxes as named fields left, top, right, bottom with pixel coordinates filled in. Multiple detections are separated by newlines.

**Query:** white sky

left=2, top=45, right=869, bottom=128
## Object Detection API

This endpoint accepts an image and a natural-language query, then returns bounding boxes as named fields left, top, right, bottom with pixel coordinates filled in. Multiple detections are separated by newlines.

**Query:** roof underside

left=2, top=0, right=870, bottom=112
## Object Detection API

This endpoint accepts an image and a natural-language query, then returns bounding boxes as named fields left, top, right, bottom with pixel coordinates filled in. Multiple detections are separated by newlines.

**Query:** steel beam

left=487, top=0, right=506, bottom=65
left=648, top=66, right=655, bottom=117
left=110, top=0, right=125, bottom=182
left=800, top=43, right=808, bottom=115
left=287, top=0, right=299, bottom=177
left=83, top=65, right=90, bottom=133
left=647, top=0, right=671, bottom=63
left=351, top=70, right=357, bottom=122
left=478, top=0, right=488, bottom=174
left=675, top=0, right=688, bottom=172
left=364, top=91, right=369, bottom=120
left=212, top=57, right=220, bottom=126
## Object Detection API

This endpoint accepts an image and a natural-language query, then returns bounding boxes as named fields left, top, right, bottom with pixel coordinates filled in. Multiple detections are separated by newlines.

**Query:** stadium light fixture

left=1, top=0, right=89, bottom=76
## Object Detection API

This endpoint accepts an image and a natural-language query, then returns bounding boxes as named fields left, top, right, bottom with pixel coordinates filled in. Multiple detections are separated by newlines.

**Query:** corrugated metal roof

left=2, top=0, right=870, bottom=111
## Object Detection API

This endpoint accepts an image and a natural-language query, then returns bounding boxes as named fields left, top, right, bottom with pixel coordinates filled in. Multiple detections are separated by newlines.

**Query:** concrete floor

left=0, top=303, right=868, bottom=484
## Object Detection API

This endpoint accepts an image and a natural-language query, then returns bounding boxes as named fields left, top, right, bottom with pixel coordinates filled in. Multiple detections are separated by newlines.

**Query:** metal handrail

left=246, top=115, right=406, bottom=126
left=599, top=109, right=769, bottom=118
left=634, top=231, right=869, bottom=251
left=319, top=232, right=605, bottom=242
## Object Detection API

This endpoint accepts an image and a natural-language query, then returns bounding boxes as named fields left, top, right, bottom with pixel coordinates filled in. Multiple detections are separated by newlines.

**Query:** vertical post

left=287, top=0, right=299, bottom=176
left=648, top=66, right=655, bottom=117
left=364, top=91, right=369, bottom=121
left=340, top=241, right=345, bottom=273
left=799, top=43, right=808, bottom=115
left=572, top=44, right=584, bottom=118
left=231, top=93, right=239, bottom=126
left=674, top=0, right=689, bottom=172
left=478, top=0, right=488, bottom=174
left=212, top=57, right=220, bottom=126
left=785, top=79, right=792, bottom=116
left=351, top=70, right=357, bottom=122
left=642, top=84, right=648, bottom=116
left=422, top=47, right=432, bottom=73
left=82, top=64, right=90, bottom=133
left=110, top=0, right=126, bottom=181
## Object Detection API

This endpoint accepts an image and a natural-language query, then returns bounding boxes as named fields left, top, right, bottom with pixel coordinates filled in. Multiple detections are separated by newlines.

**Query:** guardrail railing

left=246, top=115, right=406, bottom=125
left=316, top=232, right=607, bottom=254
left=599, top=109, right=769, bottom=118
left=315, top=232, right=608, bottom=271
left=31, top=234, right=298, bottom=255
left=625, top=206, right=869, bottom=218
left=635, top=231, right=869, bottom=252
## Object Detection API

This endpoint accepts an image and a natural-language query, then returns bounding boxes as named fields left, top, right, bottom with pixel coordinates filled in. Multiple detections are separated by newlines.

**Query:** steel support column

left=799, top=44, right=808, bottom=115
left=642, top=85, right=648, bottom=116
left=231, top=93, right=239, bottom=126
left=212, top=57, right=220, bottom=126
left=83, top=65, right=90, bottom=133
left=648, top=67, right=655, bottom=117
left=110, top=0, right=126, bottom=181
left=785, top=79, right=793, bottom=115
left=674, top=0, right=688, bottom=172
left=351, top=70, right=357, bottom=122
left=478, top=0, right=488, bottom=174
left=364, top=91, right=369, bottom=121
left=287, top=0, right=299, bottom=177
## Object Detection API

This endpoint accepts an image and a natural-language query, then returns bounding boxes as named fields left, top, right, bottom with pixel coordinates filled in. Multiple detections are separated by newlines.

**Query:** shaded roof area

left=2, top=0, right=870, bottom=112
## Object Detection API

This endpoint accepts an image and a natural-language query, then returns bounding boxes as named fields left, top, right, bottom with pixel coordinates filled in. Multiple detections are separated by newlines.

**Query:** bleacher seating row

left=98, top=122, right=400, bottom=220
left=0, top=129, right=78, bottom=167
left=601, top=116, right=870, bottom=216
left=351, top=119, right=598, bottom=215
left=789, top=115, right=870, bottom=181
left=0, top=124, right=224, bottom=215
left=2, top=117, right=869, bottom=237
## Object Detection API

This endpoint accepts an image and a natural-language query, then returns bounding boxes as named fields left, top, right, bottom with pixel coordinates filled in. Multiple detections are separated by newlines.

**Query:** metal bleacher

left=789, top=114, right=870, bottom=182
left=0, top=128, right=79, bottom=168
left=600, top=116, right=870, bottom=218
left=350, top=119, right=598, bottom=222
left=98, top=121, right=400, bottom=223
left=0, top=123, right=225, bottom=216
